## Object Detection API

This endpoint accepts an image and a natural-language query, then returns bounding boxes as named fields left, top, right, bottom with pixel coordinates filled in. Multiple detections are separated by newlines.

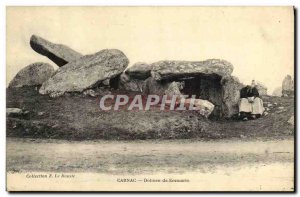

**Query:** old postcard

left=6, top=6, right=294, bottom=192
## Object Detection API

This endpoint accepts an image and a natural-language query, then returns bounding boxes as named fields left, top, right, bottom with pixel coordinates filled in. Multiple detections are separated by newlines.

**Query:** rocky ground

left=7, top=86, right=294, bottom=140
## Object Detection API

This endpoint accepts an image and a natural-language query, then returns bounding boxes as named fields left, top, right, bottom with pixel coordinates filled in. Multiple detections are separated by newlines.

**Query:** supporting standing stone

left=118, top=73, right=147, bottom=92
left=144, top=77, right=183, bottom=96
left=221, top=76, right=244, bottom=118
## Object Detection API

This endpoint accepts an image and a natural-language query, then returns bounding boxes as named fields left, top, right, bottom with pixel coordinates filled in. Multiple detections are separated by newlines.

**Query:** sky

left=6, top=7, right=294, bottom=94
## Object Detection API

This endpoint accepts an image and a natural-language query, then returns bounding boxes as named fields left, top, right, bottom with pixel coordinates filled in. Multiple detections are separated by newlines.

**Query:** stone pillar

left=221, top=76, right=244, bottom=118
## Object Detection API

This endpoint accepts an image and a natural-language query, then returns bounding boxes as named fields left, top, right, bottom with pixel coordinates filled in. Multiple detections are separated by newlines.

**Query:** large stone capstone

left=9, top=62, right=55, bottom=88
left=30, top=35, right=83, bottom=67
left=150, top=59, right=234, bottom=81
left=39, top=49, right=129, bottom=97
left=125, top=62, right=153, bottom=80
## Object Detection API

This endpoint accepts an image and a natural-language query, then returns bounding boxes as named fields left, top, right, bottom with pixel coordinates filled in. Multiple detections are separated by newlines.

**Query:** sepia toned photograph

left=6, top=6, right=295, bottom=192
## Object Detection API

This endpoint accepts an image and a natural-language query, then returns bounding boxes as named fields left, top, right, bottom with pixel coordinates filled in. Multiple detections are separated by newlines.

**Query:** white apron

left=251, top=97, right=264, bottom=115
left=239, top=98, right=252, bottom=113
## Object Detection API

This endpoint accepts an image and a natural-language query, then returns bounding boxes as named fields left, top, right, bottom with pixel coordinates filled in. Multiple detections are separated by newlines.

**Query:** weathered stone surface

left=256, top=82, right=268, bottom=95
left=7, top=108, right=22, bottom=115
left=118, top=73, right=146, bottom=92
left=183, top=98, right=215, bottom=118
left=195, top=99, right=215, bottom=118
left=164, top=82, right=183, bottom=96
left=83, top=89, right=99, bottom=97
left=282, top=75, right=294, bottom=91
left=125, top=62, right=153, bottom=80
left=150, top=59, right=233, bottom=81
left=144, top=77, right=183, bottom=96
left=6, top=108, right=29, bottom=118
left=221, top=76, right=244, bottom=118
left=282, top=75, right=294, bottom=97
left=9, top=62, right=55, bottom=88
left=282, top=93, right=289, bottom=97
left=30, top=35, right=83, bottom=67
left=102, top=79, right=110, bottom=86
left=288, top=115, right=294, bottom=126
left=39, top=49, right=129, bottom=96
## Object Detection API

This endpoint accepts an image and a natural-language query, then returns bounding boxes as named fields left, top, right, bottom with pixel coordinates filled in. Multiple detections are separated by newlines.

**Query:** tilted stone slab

left=39, top=49, right=129, bottom=96
left=30, top=35, right=83, bottom=67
